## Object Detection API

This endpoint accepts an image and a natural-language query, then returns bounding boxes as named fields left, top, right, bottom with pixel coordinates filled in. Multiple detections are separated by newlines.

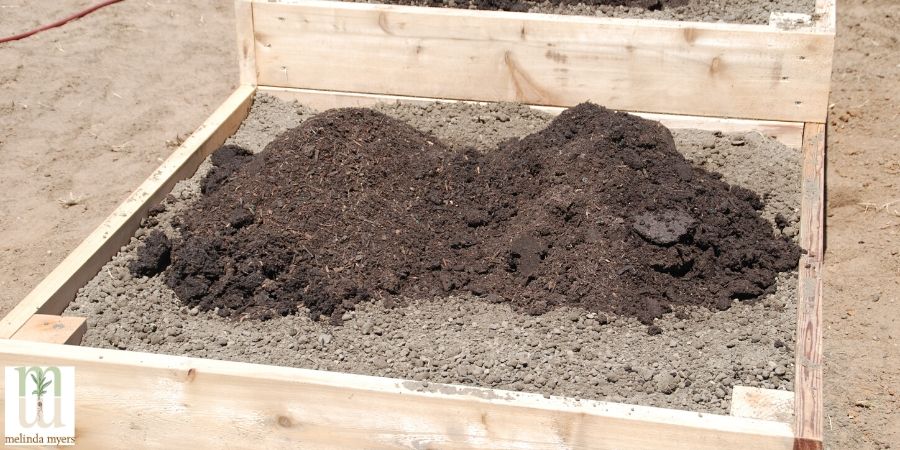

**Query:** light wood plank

left=259, top=86, right=805, bottom=148
left=10, top=314, right=87, bottom=345
left=768, top=12, right=812, bottom=30
left=0, top=85, right=256, bottom=339
left=0, top=340, right=794, bottom=449
left=814, top=0, right=837, bottom=32
left=794, top=122, right=825, bottom=450
left=730, top=386, right=794, bottom=423
left=251, top=0, right=833, bottom=122
left=235, top=0, right=258, bottom=85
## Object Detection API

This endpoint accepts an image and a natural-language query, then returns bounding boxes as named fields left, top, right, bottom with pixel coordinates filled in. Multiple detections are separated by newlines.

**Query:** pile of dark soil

left=379, top=0, right=685, bottom=13
left=154, top=103, right=799, bottom=327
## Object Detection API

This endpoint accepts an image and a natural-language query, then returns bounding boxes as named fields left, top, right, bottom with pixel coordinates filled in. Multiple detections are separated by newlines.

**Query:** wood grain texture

left=235, top=0, right=258, bottom=85
left=794, top=122, right=825, bottom=450
left=259, top=86, right=805, bottom=148
left=730, top=386, right=794, bottom=423
left=250, top=0, right=833, bottom=122
left=0, top=340, right=795, bottom=449
left=0, top=85, right=256, bottom=339
left=10, top=314, right=86, bottom=345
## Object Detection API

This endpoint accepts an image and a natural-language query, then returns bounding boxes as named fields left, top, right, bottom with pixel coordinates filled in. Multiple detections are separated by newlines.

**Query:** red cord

left=0, top=0, right=126, bottom=44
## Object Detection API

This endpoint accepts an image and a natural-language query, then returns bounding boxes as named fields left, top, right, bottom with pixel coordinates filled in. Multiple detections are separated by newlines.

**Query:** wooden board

left=0, top=339, right=795, bottom=449
left=814, top=0, right=837, bottom=31
left=236, top=0, right=258, bottom=85
left=730, top=386, right=794, bottom=423
left=794, top=122, right=826, bottom=450
left=259, top=86, right=805, bottom=148
left=10, top=314, right=86, bottom=345
left=0, top=85, right=256, bottom=340
left=249, top=0, right=833, bottom=122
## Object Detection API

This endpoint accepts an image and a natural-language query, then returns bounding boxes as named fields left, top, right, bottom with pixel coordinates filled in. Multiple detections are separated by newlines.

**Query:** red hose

left=0, top=0, right=126, bottom=44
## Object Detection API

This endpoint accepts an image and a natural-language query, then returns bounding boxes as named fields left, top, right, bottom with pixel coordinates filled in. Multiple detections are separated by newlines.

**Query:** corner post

left=794, top=122, right=826, bottom=450
left=235, top=0, right=258, bottom=86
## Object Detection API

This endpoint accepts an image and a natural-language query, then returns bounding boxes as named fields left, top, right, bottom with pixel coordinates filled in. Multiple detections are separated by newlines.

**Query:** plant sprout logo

left=4, top=366, right=75, bottom=446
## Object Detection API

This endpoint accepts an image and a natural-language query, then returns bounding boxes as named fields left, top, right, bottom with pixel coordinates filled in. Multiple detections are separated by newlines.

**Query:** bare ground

left=0, top=0, right=237, bottom=311
left=0, top=0, right=896, bottom=448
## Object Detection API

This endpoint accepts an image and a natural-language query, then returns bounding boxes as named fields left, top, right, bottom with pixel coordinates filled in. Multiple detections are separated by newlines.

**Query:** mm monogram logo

left=4, top=366, right=75, bottom=446
left=15, top=367, right=64, bottom=428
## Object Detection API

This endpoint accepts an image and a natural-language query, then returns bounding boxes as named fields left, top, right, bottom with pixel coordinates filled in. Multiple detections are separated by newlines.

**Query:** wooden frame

left=0, top=0, right=832, bottom=448
left=247, top=0, right=835, bottom=123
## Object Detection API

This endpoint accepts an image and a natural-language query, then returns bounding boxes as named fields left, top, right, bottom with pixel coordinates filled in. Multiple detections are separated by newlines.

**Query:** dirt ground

left=0, top=0, right=896, bottom=448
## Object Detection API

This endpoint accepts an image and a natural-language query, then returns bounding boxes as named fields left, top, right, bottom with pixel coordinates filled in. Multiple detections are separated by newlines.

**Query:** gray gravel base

left=347, top=0, right=817, bottom=25
left=65, top=95, right=801, bottom=414
left=528, top=0, right=816, bottom=25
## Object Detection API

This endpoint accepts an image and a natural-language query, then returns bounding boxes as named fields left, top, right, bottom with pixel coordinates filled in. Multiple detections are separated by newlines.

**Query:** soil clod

left=201, top=144, right=254, bottom=195
left=129, top=230, right=172, bottom=278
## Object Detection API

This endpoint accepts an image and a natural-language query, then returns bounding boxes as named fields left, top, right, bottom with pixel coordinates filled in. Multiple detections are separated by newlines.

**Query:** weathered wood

left=259, top=86, right=805, bottom=148
left=0, top=85, right=256, bottom=339
left=794, top=122, right=825, bottom=450
left=250, top=0, right=833, bottom=122
left=0, top=340, right=795, bottom=449
left=235, top=0, right=258, bottom=85
left=10, top=314, right=87, bottom=345
left=730, top=386, right=794, bottom=423
left=814, top=0, right=837, bottom=32
left=768, top=12, right=812, bottom=30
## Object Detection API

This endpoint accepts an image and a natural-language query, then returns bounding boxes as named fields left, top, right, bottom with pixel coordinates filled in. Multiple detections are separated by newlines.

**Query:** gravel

left=348, top=0, right=817, bottom=25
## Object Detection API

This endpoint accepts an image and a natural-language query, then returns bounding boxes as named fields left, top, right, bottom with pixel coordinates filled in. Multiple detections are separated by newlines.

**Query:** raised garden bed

left=0, top=0, right=832, bottom=448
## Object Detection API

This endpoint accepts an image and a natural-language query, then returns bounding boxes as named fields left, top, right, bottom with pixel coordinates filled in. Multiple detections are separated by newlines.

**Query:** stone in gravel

left=655, top=373, right=680, bottom=394
left=700, top=136, right=717, bottom=149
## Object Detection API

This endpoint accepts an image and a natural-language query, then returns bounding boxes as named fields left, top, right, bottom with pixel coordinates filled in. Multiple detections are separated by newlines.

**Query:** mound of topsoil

left=380, top=0, right=686, bottom=13
left=156, top=103, right=799, bottom=327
